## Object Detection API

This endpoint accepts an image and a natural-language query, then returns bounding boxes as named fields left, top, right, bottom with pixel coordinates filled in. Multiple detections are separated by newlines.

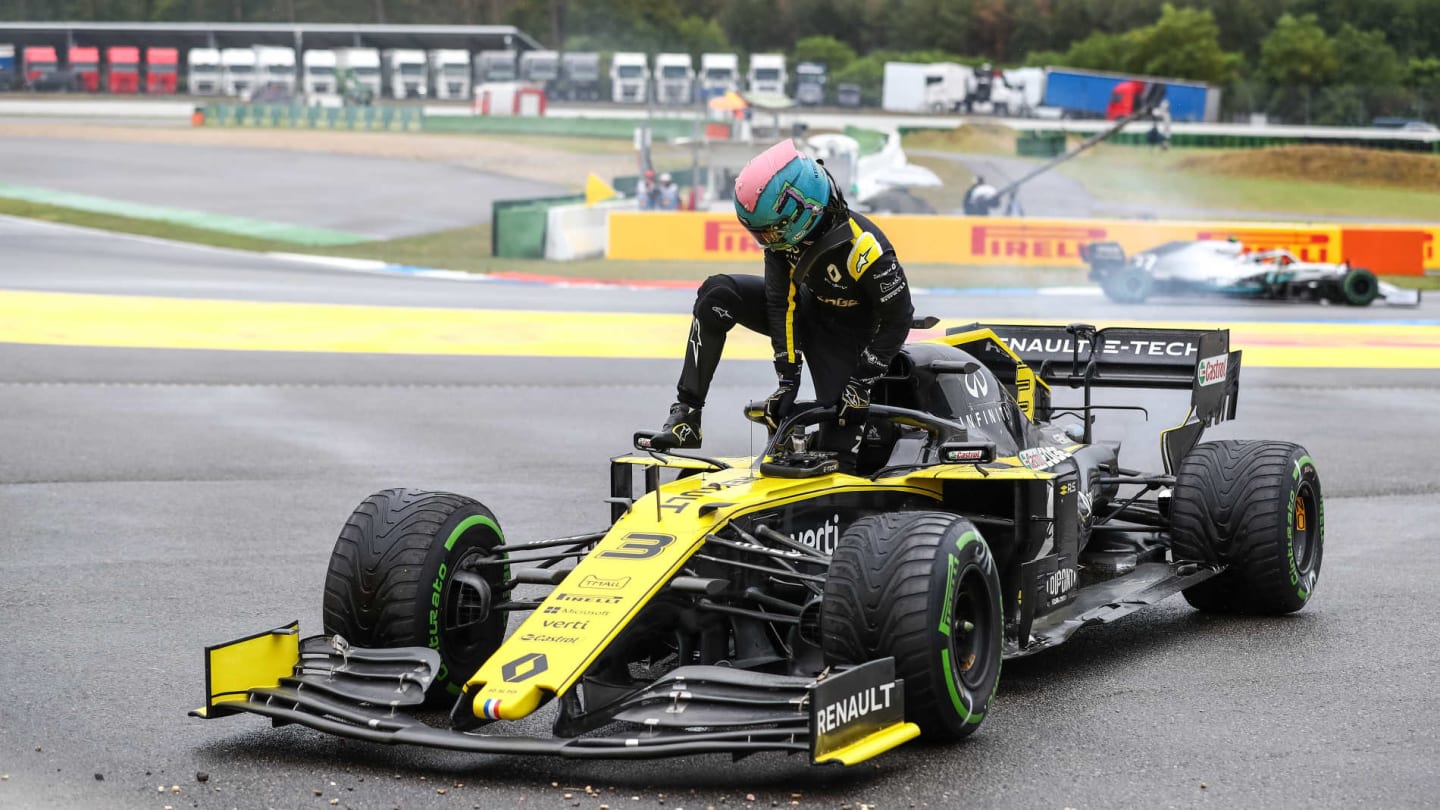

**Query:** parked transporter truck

left=335, top=48, right=382, bottom=100
left=302, top=49, right=337, bottom=95
left=610, top=52, right=648, bottom=103
left=187, top=47, right=221, bottom=94
left=519, top=49, right=559, bottom=93
left=106, top=46, right=141, bottom=93
left=653, top=52, right=694, bottom=105
left=382, top=49, right=427, bottom=98
left=253, top=46, right=296, bottom=94
left=747, top=53, right=786, bottom=95
left=560, top=52, right=599, bottom=100
left=220, top=47, right=256, bottom=97
left=68, top=46, right=100, bottom=92
left=699, top=52, right=739, bottom=100
left=145, top=48, right=178, bottom=93
left=0, top=45, right=15, bottom=92
left=429, top=49, right=471, bottom=99
left=475, top=49, right=517, bottom=84
left=795, top=61, right=827, bottom=105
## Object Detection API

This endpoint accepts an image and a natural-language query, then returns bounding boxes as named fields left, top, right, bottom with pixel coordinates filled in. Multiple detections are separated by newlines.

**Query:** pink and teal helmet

left=733, top=139, right=831, bottom=250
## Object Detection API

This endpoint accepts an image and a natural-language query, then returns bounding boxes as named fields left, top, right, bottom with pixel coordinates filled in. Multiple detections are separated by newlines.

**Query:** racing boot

left=651, top=403, right=702, bottom=450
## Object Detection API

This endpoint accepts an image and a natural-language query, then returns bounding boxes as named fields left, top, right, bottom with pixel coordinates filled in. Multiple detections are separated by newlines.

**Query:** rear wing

left=945, top=322, right=1240, bottom=473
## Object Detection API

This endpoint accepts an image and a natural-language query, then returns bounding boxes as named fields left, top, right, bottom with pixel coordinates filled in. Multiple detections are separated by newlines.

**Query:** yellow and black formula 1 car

left=194, top=322, right=1325, bottom=767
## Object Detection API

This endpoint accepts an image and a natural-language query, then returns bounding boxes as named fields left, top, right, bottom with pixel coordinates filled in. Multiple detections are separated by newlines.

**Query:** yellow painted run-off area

left=3, top=290, right=1439, bottom=369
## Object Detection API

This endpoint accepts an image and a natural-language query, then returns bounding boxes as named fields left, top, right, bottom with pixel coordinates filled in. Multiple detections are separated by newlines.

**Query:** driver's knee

left=693, top=275, right=746, bottom=330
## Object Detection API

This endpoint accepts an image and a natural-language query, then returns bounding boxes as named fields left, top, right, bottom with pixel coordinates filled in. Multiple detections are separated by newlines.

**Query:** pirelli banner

left=607, top=212, right=1438, bottom=275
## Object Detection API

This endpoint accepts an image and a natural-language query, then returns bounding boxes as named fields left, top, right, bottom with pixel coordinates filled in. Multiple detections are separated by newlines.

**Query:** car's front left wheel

left=821, top=512, right=1003, bottom=740
left=322, top=488, right=509, bottom=707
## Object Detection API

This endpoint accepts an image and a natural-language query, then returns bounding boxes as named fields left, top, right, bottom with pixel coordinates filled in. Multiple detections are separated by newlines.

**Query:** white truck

left=698, top=52, right=739, bottom=99
left=253, top=46, right=296, bottom=94
left=881, top=61, right=970, bottom=112
left=219, top=47, right=257, bottom=97
left=334, top=48, right=382, bottom=100
left=475, top=49, right=517, bottom=84
left=746, top=53, right=786, bottom=95
left=610, top=52, right=648, bottom=104
left=301, top=49, right=336, bottom=95
left=519, top=49, right=559, bottom=93
left=428, top=49, right=471, bottom=99
left=187, top=47, right=221, bottom=95
left=560, top=51, right=599, bottom=100
left=382, top=48, right=427, bottom=98
left=653, top=52, right=694, bottom=105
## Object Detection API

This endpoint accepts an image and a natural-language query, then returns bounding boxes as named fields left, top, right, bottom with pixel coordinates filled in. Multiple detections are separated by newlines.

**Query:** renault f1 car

left=1083, top=239, right=1421, bottom=306
left=194, top=322, right=1325, bottom=767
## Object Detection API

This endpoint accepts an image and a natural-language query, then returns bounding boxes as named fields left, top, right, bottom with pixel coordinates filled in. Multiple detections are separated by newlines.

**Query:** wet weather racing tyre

left=821, top=512, right=1002, bottom=740
left=1169, top=441, right=1323, bottom=615
left=323, top=488, right=508, bottom=707
left=1100, top=265, right=1153, bottom=304
left=1339, top=267, right=1379, bottom=306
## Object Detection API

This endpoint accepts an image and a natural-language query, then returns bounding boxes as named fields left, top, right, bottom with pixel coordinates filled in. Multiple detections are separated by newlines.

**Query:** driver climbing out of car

left=650, top=138, right=914, bottom=467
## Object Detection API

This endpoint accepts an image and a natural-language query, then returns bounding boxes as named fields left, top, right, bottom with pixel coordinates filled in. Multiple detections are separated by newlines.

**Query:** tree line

left=3, top=0, right=1437, bottom=123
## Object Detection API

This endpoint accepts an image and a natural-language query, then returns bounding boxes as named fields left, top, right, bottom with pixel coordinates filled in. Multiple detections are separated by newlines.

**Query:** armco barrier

left=492, top=194, right=585, bottom=259
left=607, top=211, right=1437, bottom=275
left=202, top=104, right=422, bottom=131
left=1106, top=130, right=1440, bottom=154
left=423, top=114, right=692, bottom=140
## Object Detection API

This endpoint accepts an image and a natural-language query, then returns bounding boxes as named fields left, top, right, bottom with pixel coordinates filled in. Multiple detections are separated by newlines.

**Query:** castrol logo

left=1197, top=354, right=1228, bottom=387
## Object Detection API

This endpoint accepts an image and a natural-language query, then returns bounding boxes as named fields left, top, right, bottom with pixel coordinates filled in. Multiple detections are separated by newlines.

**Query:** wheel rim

left=442, top=547, right=499, bottom=661
left=949, top=569, right=996, bottom=691
left=1292, top=481, right=1319, bottom=573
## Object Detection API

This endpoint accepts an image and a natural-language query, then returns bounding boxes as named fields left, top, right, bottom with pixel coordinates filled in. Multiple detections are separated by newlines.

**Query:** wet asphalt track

left=0, top=137, right=562, bottom=238
left=1, top=217, right=1439, bottom=809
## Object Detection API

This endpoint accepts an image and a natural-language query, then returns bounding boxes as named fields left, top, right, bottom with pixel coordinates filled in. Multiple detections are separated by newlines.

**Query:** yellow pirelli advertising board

left=608, top=212, right=1435, bottom=275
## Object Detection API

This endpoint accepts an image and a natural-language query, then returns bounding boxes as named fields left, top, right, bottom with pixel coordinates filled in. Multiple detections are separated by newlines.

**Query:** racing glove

left=764, top=361, right=802, bottom=432
left=836, top=378, right=872, bottom=430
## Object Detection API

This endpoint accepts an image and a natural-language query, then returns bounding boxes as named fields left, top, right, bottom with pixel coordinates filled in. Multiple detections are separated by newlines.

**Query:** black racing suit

left=676, top=211, right=914, bottom=409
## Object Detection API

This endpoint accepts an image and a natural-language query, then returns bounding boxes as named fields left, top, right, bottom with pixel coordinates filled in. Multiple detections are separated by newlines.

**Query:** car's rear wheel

left=821, top=512, right=1002, bottom=740
left=1169, top=441, right=1323, bottom=614
left=1100, top=265, right=1153, bottom=304
left=322, top=488, right=508, bottom=707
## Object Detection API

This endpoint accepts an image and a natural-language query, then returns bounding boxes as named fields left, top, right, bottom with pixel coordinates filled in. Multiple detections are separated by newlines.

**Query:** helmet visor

left=741, top=184, right=818, bottom=249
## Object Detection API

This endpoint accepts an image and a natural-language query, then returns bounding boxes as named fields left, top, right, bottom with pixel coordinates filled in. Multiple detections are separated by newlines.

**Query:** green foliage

left=1051, top=31, right=1134, bottom=71
left=1260, top=13, right=1337, bottom=88
left=1125, top=4, right=1240, bottom=84
left=794, top=35, right=856, bottom=74
left=674, top=16, right=730, bottom=59
left=1332, top=25, right=1403, bottom=87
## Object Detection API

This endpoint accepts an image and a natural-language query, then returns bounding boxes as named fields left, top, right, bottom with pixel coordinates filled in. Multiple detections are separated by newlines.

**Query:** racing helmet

left=733, top=139, right=831, bottom=250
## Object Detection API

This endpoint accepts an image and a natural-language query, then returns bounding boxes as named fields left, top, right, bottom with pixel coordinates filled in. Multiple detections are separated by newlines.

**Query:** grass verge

left=904, top=127, right=1440, bottom=222
left=2, top=196, right=1434, bottom=290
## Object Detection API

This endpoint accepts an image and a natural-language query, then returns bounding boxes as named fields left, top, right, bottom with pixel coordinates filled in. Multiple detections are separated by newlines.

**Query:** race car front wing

left=192, top=626, right=919, bottom=766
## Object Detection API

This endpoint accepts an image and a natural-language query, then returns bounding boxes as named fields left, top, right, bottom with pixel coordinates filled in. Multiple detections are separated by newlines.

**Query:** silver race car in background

left=1083, top=239, right=1422, bottom=306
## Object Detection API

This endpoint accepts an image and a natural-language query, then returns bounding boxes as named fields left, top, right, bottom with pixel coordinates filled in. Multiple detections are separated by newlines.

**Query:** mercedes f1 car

left=1084, top=239, right=1421, bottom=306
left=194, top=322, right=1325, bottom=767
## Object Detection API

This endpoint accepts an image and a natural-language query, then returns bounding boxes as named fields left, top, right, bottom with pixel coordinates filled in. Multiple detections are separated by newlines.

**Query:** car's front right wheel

left=821, top=512, right=1003, bottom=740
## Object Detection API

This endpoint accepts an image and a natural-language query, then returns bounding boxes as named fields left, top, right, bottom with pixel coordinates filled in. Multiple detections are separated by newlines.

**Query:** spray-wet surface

left=2, top=219, right=1438, bottom=808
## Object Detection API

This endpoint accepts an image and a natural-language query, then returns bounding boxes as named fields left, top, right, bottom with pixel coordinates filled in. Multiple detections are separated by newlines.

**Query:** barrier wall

left=608, top=212, right=1439, bottom=274
left=423, top=114, right=692, bottom=139
left=202, top=104, right=422, bottom=131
